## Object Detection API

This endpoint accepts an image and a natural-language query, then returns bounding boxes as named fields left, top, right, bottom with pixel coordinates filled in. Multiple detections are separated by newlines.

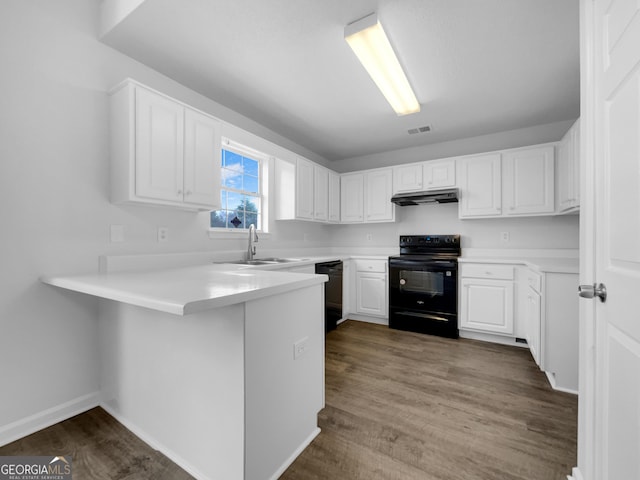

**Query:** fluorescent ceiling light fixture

left=345, top=12, right=420, bottom=116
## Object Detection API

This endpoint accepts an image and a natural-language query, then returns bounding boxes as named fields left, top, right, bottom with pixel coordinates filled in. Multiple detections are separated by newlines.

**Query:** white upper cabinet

left=557, top=119, right=580, bottom=213
left=313, top=165, right=328, bottom=222
left=503, top=146, right=555, bottom=216
left=365, top=169, right=395, bottom=222
left=110, top=80, right=221, bottom=211
left=328, top=171, right=340, bottom=223
left=340, top=173, right=364, bottom=223
left=393, top=163, right=423, bottom=193
left=295, top=157, right=315, bottom=220
left=424, top=159, right=456, bottom=190
left=275, top=157, right=337, bottom=223
left=183, top=109, right=222, bottom=208
left=458, top=154, right=502, bottom=218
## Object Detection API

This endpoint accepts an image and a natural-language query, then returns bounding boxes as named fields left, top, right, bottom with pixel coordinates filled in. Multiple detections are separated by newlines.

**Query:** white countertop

left=458, top=256, right=579, bottom=274
left=42, top=263, right=328, bottom=316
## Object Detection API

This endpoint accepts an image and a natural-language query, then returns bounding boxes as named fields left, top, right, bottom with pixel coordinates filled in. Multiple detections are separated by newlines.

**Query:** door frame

left=575, top=1, right=596, bottom=479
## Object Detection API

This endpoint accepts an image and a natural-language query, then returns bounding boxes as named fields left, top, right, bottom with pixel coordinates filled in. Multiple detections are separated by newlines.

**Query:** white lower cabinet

left=459, top=263, right=515, bottom=336
left=525, top=268, right=579, bottom=392
left=355, top=259, right=388, bottom=318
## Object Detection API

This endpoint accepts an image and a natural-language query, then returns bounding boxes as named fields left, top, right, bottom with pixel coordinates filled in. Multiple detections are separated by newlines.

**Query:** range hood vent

left=391, top=188, right=459, bottom=206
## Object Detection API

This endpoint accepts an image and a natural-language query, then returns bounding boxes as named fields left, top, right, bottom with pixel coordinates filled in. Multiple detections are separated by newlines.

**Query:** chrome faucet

left=247, top=224, right=258, bottom=260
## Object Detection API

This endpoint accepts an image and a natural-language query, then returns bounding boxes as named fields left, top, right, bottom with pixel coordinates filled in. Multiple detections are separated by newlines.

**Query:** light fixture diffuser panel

left=345, top=13, right=420, bottom=116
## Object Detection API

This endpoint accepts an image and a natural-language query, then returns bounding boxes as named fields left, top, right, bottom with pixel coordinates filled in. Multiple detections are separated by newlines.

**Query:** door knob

left=578, top=283, right=607, bottom=303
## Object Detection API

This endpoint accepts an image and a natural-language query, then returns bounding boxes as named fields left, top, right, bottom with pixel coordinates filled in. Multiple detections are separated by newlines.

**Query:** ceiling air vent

left=408, top=125, right=432, bottom=135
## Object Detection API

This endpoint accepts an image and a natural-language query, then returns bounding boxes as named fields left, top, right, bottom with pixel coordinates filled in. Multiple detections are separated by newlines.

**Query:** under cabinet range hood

left=390, top=188, right=459, bottom=206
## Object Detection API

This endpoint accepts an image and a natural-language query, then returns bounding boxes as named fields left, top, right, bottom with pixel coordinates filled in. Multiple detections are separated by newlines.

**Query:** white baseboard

left=545, top=371, right=578, bottom=395
left=269, top=427, right=321, bottom=480
left=459, top=329, right=528, bottom=348
left=99, top=403, right=211, bottom=480
left=0, top=392, right=99, bottom=447
left=568, top=466, right=584, bottom=480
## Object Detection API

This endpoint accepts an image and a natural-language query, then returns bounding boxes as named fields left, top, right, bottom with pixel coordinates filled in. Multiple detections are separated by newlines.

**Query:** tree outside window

left=210, top=149, right=261, bottom=230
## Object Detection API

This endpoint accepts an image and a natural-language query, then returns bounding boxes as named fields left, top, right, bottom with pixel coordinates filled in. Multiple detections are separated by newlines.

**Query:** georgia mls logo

left=0, top=455, right=72, bottom=480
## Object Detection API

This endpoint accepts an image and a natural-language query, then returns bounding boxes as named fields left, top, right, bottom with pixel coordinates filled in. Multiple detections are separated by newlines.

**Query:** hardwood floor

left=0, top=407, right=192, bottom=480
left=281, top=320, right=577, bottom=480
left=0, top=320, right=577, bottom=479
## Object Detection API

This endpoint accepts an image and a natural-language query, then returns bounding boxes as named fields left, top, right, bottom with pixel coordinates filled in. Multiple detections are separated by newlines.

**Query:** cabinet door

left=393, top=164, right=423, bottom=193
left=183, top=108, right=221, bottom=208
left=296, top=158, right=314, bottom=220
left=503, top=146, right=555, bottom=215
left=527, top=288, right=542, bottom=367
left=328, top=171, right=340, bottom=223
left=458, top=154, right=502, bottom=217
left=424, top=159, right=456, bottom=189
left=365, top=169, right=394, bottom=222
left=558, top=120, right=580, bottom=212
left=340, top=173, right=364, bottom=222
left=313, top=165, right=328, bottom=221
left=135, top=86, right=184, bottom=202
left=460, top=278, right=514, bottom=335
left=356, top=272, right=387, bottom=316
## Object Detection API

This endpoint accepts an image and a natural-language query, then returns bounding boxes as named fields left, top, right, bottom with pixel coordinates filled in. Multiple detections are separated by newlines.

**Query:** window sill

left=208, top=229, right=271, bottom=240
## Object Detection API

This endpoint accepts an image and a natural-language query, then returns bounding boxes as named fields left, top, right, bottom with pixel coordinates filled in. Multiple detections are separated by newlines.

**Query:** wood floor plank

left=0, top=320, right=576, bottom=479
left=281, top=320, right=577, bottom=480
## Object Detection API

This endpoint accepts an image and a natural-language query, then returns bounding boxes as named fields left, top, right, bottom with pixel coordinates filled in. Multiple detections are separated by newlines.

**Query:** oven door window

left=399, top=270, right=445, bottom=296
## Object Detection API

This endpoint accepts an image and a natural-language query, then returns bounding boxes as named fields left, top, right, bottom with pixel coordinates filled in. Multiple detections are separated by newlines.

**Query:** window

left=210, top=145, right=264, bottom=231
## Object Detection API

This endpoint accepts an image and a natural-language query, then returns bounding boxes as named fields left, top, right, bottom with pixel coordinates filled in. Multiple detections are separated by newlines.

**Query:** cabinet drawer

left=527, top=270, right=542, bottom=293
left=355, top=259, right=387, bottom=273
left=460, top=263, right=514, bottom=280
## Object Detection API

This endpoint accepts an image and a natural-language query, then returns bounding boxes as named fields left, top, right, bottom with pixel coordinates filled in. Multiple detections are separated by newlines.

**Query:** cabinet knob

left=177, top=190, right=183, bottom=196
left=186, top=190, right=192, bottom=196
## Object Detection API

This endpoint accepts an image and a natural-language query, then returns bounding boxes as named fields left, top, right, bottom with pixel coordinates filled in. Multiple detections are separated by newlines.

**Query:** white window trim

left=208, top=138, right=270, bottom=238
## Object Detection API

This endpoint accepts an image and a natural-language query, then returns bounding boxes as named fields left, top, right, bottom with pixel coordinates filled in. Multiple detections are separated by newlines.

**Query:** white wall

left=0, top=0, right=330, bottom=438
left=331, top=204, right=579, bottom=251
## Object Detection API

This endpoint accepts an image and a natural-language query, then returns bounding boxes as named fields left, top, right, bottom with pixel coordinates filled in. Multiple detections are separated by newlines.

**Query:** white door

left=458, top=154, right=502, bottom=218
left=295, top=158, right=314, bottom=220
left=340, top=173, right=364, bottom=223
left=365, top=169, right=394, bottom=222
left=460, top=279, right=514, bottom=335
left=328, top=171, right=340, bottom=223
left=356, top=273, right=386, bottom=316
left=135, top=86, right=184, bottom=202
left=503, top=146, right=555, bottom=215
left=582, top=1, right=640, bottom=479
left=183, top=108, right=221, bottom=208
left=424, top=159, right=456, bottom=189
left=393, top=163, right=423, bottom=193
left=313, top=165, right=328, bottom=222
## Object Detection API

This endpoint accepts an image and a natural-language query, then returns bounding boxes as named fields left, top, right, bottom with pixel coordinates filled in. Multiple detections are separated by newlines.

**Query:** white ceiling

left=101, top=0, right=580, bottom=162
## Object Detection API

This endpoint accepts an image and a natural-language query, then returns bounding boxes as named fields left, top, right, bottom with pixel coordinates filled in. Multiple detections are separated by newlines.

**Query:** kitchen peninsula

left=42, top=264, right=327, bottom=480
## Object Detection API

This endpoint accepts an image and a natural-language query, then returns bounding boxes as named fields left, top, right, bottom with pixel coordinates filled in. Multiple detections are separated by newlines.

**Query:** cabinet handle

left=186, top=190, right=192, bottom=196
left=485, top=271, right=493, bottom=275
left=177, top=190, right=183, bottom=196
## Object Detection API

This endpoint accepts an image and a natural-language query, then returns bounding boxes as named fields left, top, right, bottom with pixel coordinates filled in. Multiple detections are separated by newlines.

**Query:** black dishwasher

left=315, top=261, right=343, bottom=332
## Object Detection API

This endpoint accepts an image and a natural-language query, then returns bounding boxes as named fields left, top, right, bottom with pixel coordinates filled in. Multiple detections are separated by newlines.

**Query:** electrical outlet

left=303, top=233, right=310, bottom=242
left=366, top=233, right=373, bottom=241
left=110, top=225, right=124, bottom=243
left=158, top=227, right=169, bottom=243
left=501, top=231, right=510, bottom=244
left=293, top=337, right=309, bottom=360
